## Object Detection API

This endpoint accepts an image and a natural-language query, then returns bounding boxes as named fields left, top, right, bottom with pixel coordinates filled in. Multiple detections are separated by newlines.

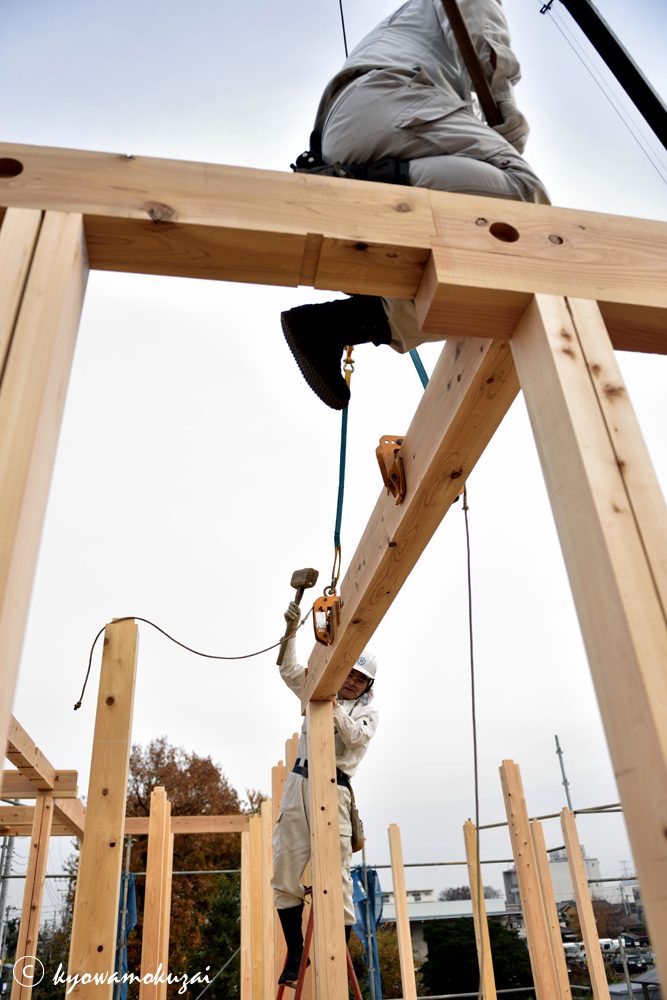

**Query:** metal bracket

left=376, top=435, right=406, bottom=504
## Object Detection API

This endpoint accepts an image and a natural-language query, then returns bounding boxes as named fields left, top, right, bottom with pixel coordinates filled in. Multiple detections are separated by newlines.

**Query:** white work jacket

left=316, top=0, right=521, bottom=123
left=280, top=639, right=379, bottom=778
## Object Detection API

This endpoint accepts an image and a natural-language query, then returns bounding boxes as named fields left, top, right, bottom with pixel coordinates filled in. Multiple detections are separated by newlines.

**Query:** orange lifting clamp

left=376, top=435, right=406, bottom=504
left=313, top=591, right=340, bottom=645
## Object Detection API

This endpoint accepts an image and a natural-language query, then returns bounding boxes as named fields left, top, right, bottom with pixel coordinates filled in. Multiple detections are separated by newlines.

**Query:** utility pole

left=0, top=837, right=15, bottom=960
left=555, top=735, right=574, bottom=810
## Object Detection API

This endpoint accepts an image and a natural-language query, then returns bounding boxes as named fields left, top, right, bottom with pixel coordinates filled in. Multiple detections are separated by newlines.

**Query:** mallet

left=276, top=567, right=319, bottom=665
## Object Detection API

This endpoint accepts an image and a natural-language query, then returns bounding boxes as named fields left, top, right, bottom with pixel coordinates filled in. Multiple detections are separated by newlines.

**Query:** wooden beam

left=156, top=811, right=174, bottom=1000
left=123, top=813, right=248, bottom=836
left=510, top=295, right=667, bottom=974
left=0, top=769, right=78, bottom=798
left=463, top=820, right=496, bottom=1000
left=388, top=823, right=417, bottom=1000
left=54, top=798, right=86, bottom=839
left=140, top=788, right=168, bottom=1000
left=5, top=716, right=56, bottom=789
left=285, top=734, right=299, bottom=774
left=68, top=618, right=139, bottom=1000
left=302, top=334, right=519, bottom=707
left=0, top=210, right=87, bottom=799
left=499, top=761, right=560, bottom=1000
left=10, top=795, right=54, bottom=1000
left=241, top=828, right=252, bottom=1000
left=560, top=809, right=610, bottom=1000
left=417, top=190, right=667, bottom=352
left=249, top=813, right=263, bottom=1000
left=0, top=209, right=41, bottom=378
left=0, top=804, right=84, bottom=838
left=271, top=763, right=287, bottom=990
left=530, top=821, right=572, bottom=1000
left=306, top=701, right=347, bottom=1000
left=261, top=798, right=275, bottom=1000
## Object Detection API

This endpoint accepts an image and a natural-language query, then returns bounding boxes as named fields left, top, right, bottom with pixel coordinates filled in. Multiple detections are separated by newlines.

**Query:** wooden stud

left=139, top=788, right=168, bottom=1000
left=261, top=799, right=275, bottom=1000
left=6, top=716, right=56, bottom=788
left=560, top=810, right=610, bottom=1000
left=285, top=733, right=299, bottom=774
left=463, top=820, right=497, bottom=1000
left=249, top=814, right=263, bottom=1000
left=241, top=829, right=252, bottom=1000
left=0, top=769, right=78, bottom=799
left=0, top=208, right=42, bottom=376
left=271, top=763, right=287, bottom=990
left=306, top=701, right=346, bottom=1000
left=510, top=295, right=667, bottom=972
left=388, top=824, right=417, bottom=1000
left=123, top=814, right=248, bottom=836
left=530, top=821, right=572, bottom=1000
left=499, top=761, right=560, bottom=1000
left=302, top=335, right=518, bottom=707
left=68, top=617, right=138, bottom=1000
left=0, top=210, right=87, bottom=791
left=10, top=795, right=54, bottom=1000
left=53, top=798, right=86, bottom=839
left=156, top=810, right=174, bottom=1000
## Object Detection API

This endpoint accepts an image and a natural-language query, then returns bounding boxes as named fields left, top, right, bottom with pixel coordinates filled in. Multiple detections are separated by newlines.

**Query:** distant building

left=381, top=889, right=436, bottom=905
left=380, top=894, right=510, bottom=961
left=503, top=846, right=606, bottom=905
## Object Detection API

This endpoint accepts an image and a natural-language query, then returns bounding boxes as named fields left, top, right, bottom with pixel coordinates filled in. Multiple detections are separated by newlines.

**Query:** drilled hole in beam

left=489, top=222, right=519, bottom=243
left=0, top=159, right=24, bottom=178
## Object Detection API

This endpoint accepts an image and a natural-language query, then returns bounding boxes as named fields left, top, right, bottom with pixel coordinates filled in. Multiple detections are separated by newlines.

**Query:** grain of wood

left=139, top=788, right=168, bottom=1000
left=0, top=208, right=42, bottom=380
left=261, top=799, right=275, bottom=1000
left=0, top=769, right=78, bottom=798
left=156, top=816, right=174, bottom=1000
left=124, top=814, right=248, bottom=835
left=241, top=830, right=252, bottom=1000
left=11, top=795, right=54, bottom=1000
left=463, top=820, right=497, bottom=1000
left=388, top=824, right=418, bottom=1000
left=530, top=822, right=572, bottom=1000
left=271, top=763, right=287, bottom=989
left=53, top=798, right=86, bottom=839
left=250, top=814, right=263, bottom=1000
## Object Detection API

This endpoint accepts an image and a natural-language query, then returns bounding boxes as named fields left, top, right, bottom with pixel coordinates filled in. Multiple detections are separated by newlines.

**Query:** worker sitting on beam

left=271, top=601, right=379, bottom=985
left=281, top=0, right=549, bottom=409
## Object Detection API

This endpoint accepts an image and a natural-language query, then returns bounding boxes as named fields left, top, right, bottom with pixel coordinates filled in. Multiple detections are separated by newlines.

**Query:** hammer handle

left=276, top=586, right=305, bottom=666
left=439, top=0, right=502, bottom=127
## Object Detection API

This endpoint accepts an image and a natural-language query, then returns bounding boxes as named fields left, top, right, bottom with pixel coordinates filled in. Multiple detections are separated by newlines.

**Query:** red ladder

left=276, top=901, right=363, bottom=1000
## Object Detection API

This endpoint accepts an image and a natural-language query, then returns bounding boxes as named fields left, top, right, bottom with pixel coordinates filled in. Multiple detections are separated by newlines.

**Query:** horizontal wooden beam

left=124, top=814, right=249, bottom=835
left=0, top=824, right=71, bottom=837
left=1, top=143, right=666, bottom=353
left=54, top=797, right=86, bottom=838
left=301, top=332, right=520, bottom=706
left=6, top=716, right=56, bottom=789
left=0, top=799, right=85, bottom=838
left=0, top=769, right=78, bottom=798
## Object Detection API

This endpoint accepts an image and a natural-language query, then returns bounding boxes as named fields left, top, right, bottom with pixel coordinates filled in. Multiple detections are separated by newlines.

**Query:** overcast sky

left=2, top=0, right=667, bottom=926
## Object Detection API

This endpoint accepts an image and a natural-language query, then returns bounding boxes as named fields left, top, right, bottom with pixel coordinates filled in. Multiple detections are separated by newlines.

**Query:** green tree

left=185, top=874, right=241, bottom=999
left=420, top=918, right=533, bottom=998
left=349, top=924, right=403, bottom=999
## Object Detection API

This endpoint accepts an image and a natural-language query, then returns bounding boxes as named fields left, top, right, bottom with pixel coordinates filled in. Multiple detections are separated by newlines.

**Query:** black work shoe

left=281, top=296, right=391, bottom=410
left=278, top=953, right=311, bottom=986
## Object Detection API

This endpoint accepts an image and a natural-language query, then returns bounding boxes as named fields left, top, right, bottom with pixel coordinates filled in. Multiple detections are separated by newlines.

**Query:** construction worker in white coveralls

left=281, top=0, right=550, bottom=410
left=271, top=601, right=379, bottom=985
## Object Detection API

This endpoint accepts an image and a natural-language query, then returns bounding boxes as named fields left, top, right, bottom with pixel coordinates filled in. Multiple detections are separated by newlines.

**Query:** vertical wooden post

left=261, top=798, right=275, bottom=1000
left=272, top=763, right=287, bottom=990
left=530, top=822, right=572, bottom=1000
left=388, top=824, right=417, bottom=1000
left=69, top=617, right=139, bottom=1000
left=560, top=809, right=610, bottom=1000
left=463, top=821, right=497, bottom=1000
left=241, top=829, right=252, bottom=1000
left=139, top=788, right=168, bottom=1000
left=250, top=813, right=263, bottom=1000
left=0, top=210, right=87, bottom=771
left=306, top=701, right=346, bottom=1000
left=10, top=794, right=53, bottom=1000
left=285, top=734, right=299, bottom=774
left=510, top=294, right=667, bottom=970
left=499, top=761, right=560, bottom=1000
left=156, top=810, right=173, bottom=1000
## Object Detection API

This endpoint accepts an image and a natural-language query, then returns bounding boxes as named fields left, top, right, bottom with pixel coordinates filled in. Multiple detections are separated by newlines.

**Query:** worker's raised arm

left=278, top=602, right=305, bottom=697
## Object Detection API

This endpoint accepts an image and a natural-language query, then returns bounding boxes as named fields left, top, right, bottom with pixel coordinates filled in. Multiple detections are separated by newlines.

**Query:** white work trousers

left=271, top=772, right=356, bottom=925
left=321, top=68, right=550, bottom=353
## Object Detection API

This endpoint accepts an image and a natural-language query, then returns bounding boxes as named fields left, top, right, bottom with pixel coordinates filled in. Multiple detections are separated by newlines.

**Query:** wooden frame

left=2, top=141, right=667, bottom=988
left=388, top=823, right=417, bottom=1000
left=463, top=820, right=497, bottom=1000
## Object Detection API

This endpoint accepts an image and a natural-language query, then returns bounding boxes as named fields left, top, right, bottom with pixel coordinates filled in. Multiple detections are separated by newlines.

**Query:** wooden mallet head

left=291, top=568, right=319, bottom=593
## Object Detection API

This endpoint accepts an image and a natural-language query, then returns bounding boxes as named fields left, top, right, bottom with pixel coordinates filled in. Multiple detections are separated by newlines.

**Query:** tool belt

left=292, top=759, right=365, bottom=851
left=291, top=150, right=411, bottom=186
left=292, top=759, right=350, bottom=787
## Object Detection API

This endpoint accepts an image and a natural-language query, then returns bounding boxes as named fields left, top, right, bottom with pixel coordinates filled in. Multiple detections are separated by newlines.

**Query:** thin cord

left=74, top=608, right=314, bottom=711
left=192, top=946, right=241, bottom=1000
left=338, top=0, right=349, bottom=57
left=463, top=486, right=483, bottom=999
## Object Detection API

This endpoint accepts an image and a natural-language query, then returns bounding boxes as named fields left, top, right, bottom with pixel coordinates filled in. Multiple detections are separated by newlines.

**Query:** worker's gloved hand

left=492, top=99, right=529, bottom=155
left=284, top=601, right=302, bottom=635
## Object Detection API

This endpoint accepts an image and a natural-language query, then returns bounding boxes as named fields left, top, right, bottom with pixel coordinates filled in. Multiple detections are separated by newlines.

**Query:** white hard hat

left=354, top=651, right=377, bottom=680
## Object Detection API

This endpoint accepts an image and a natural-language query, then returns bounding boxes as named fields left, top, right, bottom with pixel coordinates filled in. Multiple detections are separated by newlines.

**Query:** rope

left=330, top=347, right=354, bottom=592
left=338, top=0, right=349, bottom=58
left=74, top=608, right=314, bottom=711
left=409, top=349, right=429, bottom=388
left=192, top=946, right=241, bottom=1000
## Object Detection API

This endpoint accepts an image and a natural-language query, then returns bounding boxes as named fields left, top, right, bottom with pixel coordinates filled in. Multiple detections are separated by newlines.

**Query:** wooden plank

left=0, top=210, right=87, bottom=790
left=140, top=788, right=168, bottom=1000
left=499, top=761, right=560, bottom=1000
left=285, top=734, right=299, bottom=774
left=249, top=814, right=263, bottom=1000
left=0, top=769, right=78, bottom=798
left=156, top=814, right=174, bottom=1000
left=54, top=798, right=86, bottom=839
left=271, top=763, right=287, bottom=990
left=417, top=190, right=667, bottom=352
left=301, top=334, right=519, bottom=707
left=560, top=810, right=610, bottom=1000
left=0, top=824, right=71, bottom=837
left=388, top=824, right=417, bottom=1000
left=0, top=208, right=42, bottom=377
left=509, top=295, right=667, bottom=975
left=306, top=701, right=347, bottom=1000
left=10, top=795, right=54, bottom=1000
left=241, top=829, right=252, bottom=1000
left=68, top=617, right=138, bottom=1000
left=463, top=820, right=496, bottom=1000
left=123, top=814, right=248, bottom=835
left=530, top=821, right=572, bottom=1000
left=261, top=798, right=275, bottom=1000
left=6, top=716, right=56, bottom=788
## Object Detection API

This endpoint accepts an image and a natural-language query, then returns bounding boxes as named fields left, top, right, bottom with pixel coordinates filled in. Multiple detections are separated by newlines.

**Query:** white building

left=380, top=895, right=509, bottom=961
left=503, top=846, right=607, bottom=904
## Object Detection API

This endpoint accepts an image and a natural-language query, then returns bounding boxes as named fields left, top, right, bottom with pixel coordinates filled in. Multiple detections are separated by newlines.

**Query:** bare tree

left=439, top=885, right=503, bottom=900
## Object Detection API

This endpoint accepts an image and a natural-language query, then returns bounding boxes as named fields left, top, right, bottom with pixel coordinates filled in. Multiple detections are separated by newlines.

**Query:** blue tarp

left=351, top=867, right=383, bottom=1000
left=115, top=874, right=137, bottom=1000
